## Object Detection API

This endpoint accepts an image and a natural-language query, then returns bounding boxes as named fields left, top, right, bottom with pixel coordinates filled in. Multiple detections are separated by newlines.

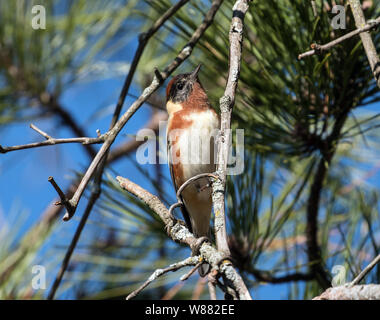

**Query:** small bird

left=166, top=65, right=219, bottom=274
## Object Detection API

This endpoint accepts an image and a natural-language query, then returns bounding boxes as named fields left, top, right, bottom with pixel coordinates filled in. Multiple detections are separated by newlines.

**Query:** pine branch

left=350, top=253, right=380, bottom=286
left=349, top=0, right=380, bottom=88
left=126, top=256, right=199, bottom=300
left=116, top=175, right=251, bottom=300
left=211, top=0, right=252, bottom=300
left=0, top=124, right=106, bottom=154
left=298, top=16, right=380, bottom=59
left=313, top=284, right=380, bottom=300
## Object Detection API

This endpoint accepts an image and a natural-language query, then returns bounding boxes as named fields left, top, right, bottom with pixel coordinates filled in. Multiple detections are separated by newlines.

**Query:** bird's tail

left=198, top=261, right=210, bottom=277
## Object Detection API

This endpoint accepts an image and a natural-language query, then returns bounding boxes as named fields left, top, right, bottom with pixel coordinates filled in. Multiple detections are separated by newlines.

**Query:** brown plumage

left=166, top=65, right=220, bottom=239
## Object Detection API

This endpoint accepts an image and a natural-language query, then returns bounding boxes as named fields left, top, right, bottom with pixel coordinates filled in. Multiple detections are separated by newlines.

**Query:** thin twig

left=126, top=256, right=199, bottom=300
left=249, top=268, right=314, bottom=284
left=180, top=261, right=203, bottom=281
left=211, top=0, right=252, bottom=300
left=109, top=0, right=191, bottom=128
left=192, top=277, right=207, bottom=300
left=46, top=188, right=100, bottom=300
left=161, top=282, right=185, bottom=300
left=47, top=177, right=75, bottom=218
left=106, top=111, right=167, bottom=163
left=348, top=0, right=380, bottom=88
left=58, top=0, right=224, bottom=221
left=0, top=124, right=106, bottom=154
left=0, top=45, right=97, bottom=158
left=208, top=269, right=218, bottom=300
left=350, top=253, right=380, bottom=286
left=0, top=114, right=154, bottom=288
left=30, top=123, right=51, bottom=139
left=298, top=16, right=380, bottom=59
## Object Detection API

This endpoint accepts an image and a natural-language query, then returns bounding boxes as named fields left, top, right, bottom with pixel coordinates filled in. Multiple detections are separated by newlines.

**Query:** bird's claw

left=191, top=236, right=210, bottom=256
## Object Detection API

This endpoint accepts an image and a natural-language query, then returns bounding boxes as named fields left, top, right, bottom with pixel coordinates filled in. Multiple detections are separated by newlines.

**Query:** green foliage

left=0, top=0, right=139, bottom=124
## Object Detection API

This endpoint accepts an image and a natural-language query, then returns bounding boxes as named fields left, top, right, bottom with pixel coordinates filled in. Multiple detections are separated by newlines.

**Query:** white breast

left=177, top=109, right=219, bottom=182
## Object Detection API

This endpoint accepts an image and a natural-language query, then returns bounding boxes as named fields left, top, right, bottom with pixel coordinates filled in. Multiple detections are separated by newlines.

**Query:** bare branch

left=210, top=0, right=252, bottom=300
left=47, top=177, right=75, bottom=218
left=249, top=268, right=314, bottom=284
left=350, top=253, right=380, bottom=286
left=0, top=124, right=106, bottom=154
left=30, top=123, right=51, bottom=139
left=313, top=284, right=380, bottom=300
left=161, top=282, right=185, bottom=300
left=47, top=187, right=101, bottom=300
left=116, top=175, right=251, bottom=300
left=180, top=261, right=203, bottom=281
left=298, top=16, right=380, bottom=59
left=126, top=256, right=199, bottom=300
left=208, top=270, right=218, bottom=300
left=213, top=0, right=249, bottom=254
left=349, top=1, right=380, bottom=88
left=106, top=111, right=167, bottom=163
left=2, top=113, right=158, bottom=292
left=109, top=0, right=191, bottom=129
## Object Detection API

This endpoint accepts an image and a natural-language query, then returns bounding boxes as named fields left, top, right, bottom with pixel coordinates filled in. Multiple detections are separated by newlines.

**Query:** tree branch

left=298, top=16, right=380, bottom=60
left=116, top=175, right=251, bottom=300
left=0, top=123, right=106, bottom=154
left=249, top=268, right=314, bottom=284
left=350, top=253, right=380, bottom=286
left=313, top=251, right=380, bottom=299
left=0, top=45, right=97, bottom=159
left=208, top=270, right=218, bottom=300
left=313, top=284, right=380, bottom=300
left=106, top=111, right=167, bottom=163
left=213, top=0, right=249, bottom=257
left=126, top=256, right=199, bottom=300
left=210, top=0, right=252, bottom=300
left=349, top=0, right=380, bottom=88
left=109, top=0, right=191, bottom=128
left=306, top=104, right=352, bottom=289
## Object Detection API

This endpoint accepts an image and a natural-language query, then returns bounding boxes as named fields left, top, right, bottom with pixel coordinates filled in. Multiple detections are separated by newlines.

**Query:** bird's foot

left=191, top=236, right=210, bottom=256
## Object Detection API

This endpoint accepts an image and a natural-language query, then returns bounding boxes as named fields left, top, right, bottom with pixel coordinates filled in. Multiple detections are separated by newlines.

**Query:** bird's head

left=166, top=64, right=206, bottom=107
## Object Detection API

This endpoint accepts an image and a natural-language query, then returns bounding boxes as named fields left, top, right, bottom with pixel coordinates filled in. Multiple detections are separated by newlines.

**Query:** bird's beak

left=190, top=64, right=202, bottom=81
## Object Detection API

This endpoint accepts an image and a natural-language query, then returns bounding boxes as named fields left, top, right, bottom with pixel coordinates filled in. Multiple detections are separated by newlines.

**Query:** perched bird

left=166, top=65, right=219, bottom=274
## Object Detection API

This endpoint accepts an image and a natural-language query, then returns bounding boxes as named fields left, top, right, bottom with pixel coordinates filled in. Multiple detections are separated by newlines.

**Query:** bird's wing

left=167, top=137, right=193, bottom=233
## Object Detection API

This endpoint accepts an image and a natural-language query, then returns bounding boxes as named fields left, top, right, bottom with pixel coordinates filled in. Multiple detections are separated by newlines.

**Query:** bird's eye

left=176, top=82, right=184, bottom=90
